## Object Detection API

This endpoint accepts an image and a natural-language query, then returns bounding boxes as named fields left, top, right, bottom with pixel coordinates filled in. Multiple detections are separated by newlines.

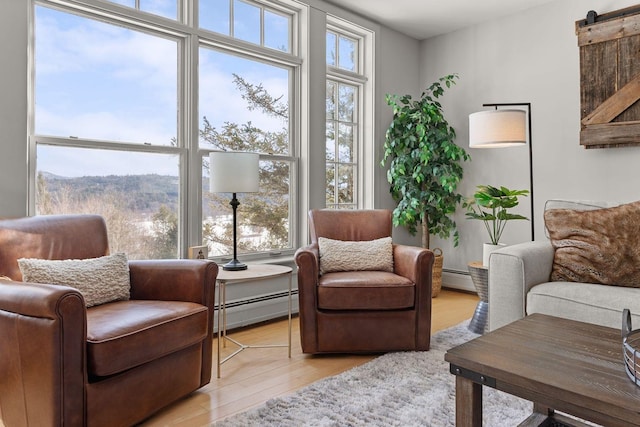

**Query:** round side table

left=216, top=264, right=293, bottom=378
left=467, top=261, right=488, bottom=334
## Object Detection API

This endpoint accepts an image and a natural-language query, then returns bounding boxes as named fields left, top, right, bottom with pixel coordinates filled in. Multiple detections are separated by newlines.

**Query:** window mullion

left=33, top=136, right=185, bottom=155
left=327, top=67, right=367, bottom=84
left=229, top=0, right=235, bottom=38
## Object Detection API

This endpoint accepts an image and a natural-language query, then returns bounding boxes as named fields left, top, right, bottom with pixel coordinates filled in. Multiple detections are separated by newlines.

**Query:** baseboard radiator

left=214, top=289, right=300, bottom=332
left=214, top=268, right=475, bottom=332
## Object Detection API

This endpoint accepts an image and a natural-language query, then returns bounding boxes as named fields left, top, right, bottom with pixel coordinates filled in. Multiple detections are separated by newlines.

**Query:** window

left=325, top=81, right=357, bottom=209
left=33, top=4, right=182, bottom=259
left=199, top=47, right=295, bottom=257
left=199, top=0, right=291, bottom=53
left=34, top=7, right=178, bottom=144
left=36, top=145, right=180, bottom=259
left=31, top=0, right=301, bottom=262
left=326, top=30, right=357, bottom=72
left=325, top=19, right=372, bottom=210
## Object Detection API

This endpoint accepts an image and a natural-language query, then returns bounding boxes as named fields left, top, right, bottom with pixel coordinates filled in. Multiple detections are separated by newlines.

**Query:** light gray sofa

left=488, top=200, right=640, bottom=331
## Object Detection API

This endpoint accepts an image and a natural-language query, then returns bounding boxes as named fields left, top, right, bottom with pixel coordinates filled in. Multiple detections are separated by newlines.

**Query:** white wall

left=422, top=0, right=640, bottom=276
left=375, top=27, right=423, bottom=247
left=0, top=1, right=29, bottom=218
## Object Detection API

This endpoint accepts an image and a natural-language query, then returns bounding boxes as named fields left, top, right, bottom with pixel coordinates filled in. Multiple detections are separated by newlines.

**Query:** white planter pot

left=483, top=243, right=506, bottom=267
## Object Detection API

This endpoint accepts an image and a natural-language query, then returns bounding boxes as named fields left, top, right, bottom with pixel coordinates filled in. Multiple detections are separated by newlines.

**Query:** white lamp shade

left=469, top=109, right=527, bottom=148
left=209, top=151, right=260, bottom=193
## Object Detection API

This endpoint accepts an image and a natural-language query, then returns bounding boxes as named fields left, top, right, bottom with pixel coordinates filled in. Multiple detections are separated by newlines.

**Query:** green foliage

left=381, top=74, right=470, bottom=248
left=464, top=185, right=529, bottom=245
left=201, top=73, right=290, bottom=253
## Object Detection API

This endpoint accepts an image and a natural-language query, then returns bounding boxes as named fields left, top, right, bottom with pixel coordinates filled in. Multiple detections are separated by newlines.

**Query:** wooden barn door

left=576, top=5, right=640, bottom=148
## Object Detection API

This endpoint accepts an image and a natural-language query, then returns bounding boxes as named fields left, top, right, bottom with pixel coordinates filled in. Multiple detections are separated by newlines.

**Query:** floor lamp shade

left=469, top=109, right=527, bottom=148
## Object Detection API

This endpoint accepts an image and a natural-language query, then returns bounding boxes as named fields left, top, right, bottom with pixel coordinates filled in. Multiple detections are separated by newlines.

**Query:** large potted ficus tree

left=381, top=74, right=470, bottom=297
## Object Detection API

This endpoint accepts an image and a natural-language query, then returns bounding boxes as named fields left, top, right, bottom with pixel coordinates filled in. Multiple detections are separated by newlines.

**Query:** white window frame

left=326, top=15, right=374, bottom=209
left=28, top=0, right=305, bottom=262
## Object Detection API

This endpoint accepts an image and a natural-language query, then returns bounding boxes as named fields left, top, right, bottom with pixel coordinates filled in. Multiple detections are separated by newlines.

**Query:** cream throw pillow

left=318, top=237, right=393, bottom=275
left=18, top=253, right=131, bottom=307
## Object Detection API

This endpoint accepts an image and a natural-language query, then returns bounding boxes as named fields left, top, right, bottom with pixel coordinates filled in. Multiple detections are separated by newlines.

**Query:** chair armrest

left=0, top=280, right=86, bottom=426
left=393, top=244, right=433, bottom=349
left=488, top=240, right=554, bottom=331
left=393, top=244, right=434, bottom=286
left=128, top=259, right=218, bottom=307
left=294, top=244, right=319, bottom=353
left=294, top=244, right=319, bottom=287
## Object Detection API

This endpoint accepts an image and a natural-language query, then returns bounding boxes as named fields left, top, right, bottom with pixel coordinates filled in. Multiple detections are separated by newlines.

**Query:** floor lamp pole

left=482, top=102, right=534, bottom=241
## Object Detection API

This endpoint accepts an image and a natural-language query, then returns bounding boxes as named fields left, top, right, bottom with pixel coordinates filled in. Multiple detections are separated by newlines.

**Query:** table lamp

left=209, top=151, right=260, bottom=271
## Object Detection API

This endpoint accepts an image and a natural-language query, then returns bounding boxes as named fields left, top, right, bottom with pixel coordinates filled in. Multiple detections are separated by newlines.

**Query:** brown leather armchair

left=294, top=209, right=434, bottom=354
left=0, top=215, right=218, bottom=427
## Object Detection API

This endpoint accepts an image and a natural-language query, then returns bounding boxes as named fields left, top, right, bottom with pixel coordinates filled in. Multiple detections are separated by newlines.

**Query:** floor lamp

left=209, top=151, right=260, bottom=271
left=468, top=103, right=535, bottom=241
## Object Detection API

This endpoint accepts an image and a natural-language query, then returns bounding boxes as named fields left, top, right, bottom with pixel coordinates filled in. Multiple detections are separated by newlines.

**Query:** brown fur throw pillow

left=544, top=201, right=640, bottom=287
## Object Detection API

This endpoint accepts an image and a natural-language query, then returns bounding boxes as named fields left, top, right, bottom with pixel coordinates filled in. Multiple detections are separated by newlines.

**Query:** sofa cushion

left=86, top=300, right=208, bottom=377
left=318, top=236, right=393, bottom=275
left=544, top=200, right=640, bottom=287
left=18, top=253, right=130, bottom=307
left=317, top=271, right=414, bottom=310
left=527, top=281, right=640, bottom=329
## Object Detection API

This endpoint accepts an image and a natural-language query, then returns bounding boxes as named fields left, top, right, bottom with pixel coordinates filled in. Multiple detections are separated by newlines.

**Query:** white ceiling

left=324, top=0, right=556, bottom=40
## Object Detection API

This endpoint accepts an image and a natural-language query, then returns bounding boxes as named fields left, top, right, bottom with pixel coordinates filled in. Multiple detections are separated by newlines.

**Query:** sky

left=34, top=0, right=290, bottom=177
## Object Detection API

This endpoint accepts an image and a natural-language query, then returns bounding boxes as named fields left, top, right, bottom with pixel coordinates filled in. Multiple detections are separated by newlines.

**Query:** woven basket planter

left=431, top=248, right=443, bottom=298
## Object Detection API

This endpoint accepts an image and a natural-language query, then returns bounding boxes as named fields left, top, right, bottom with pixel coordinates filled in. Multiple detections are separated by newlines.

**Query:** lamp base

left=222, top=259, right=248, bottom=271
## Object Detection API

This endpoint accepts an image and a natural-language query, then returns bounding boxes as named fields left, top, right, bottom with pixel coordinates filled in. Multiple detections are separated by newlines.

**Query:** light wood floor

left=141, top=289, right=479, bottom=426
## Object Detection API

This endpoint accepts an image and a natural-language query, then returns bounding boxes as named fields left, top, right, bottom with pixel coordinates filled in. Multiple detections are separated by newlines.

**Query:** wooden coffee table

left=445, top=314, right=640, bottom=427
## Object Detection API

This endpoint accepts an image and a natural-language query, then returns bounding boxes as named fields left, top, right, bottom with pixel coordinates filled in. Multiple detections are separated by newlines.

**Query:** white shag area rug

left=215, top=320, right=533, bottom=426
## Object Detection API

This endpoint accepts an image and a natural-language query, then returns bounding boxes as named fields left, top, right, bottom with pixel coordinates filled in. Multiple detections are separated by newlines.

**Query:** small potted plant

left=465, top=185, right=529, bottom=266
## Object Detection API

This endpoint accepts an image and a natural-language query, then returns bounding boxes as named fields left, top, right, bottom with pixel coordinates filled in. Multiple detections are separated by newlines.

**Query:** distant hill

left=40, top=173, right=180, bottom=215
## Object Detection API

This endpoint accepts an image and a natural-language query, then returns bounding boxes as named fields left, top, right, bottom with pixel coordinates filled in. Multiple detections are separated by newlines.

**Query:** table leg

left=456, top=375, right=482, bottom=426
left=467, top=262, right=489, bottom=334
left=217, top=280, right=223, bottom=378
left=533, top=402, right=555, bottom=418
left=468, top=301, right=488, bottom=335
left=222, top=282, right=227, bottom=348
left=287, top=273, right=292, bottom=358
